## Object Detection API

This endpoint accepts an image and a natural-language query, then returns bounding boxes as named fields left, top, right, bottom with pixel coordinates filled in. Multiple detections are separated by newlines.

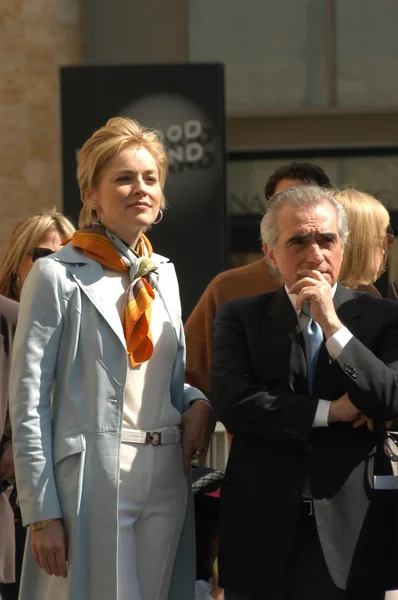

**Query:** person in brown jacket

left=185, top=162, right=332, bottom=398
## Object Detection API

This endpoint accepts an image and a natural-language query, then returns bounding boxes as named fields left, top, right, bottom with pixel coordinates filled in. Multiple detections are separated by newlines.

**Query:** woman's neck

left=102, top=223, right=142, bottom=249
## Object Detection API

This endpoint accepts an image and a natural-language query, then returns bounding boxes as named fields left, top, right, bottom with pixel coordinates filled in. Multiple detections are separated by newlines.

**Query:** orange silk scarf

left=72, top=227, right=157, bottom=367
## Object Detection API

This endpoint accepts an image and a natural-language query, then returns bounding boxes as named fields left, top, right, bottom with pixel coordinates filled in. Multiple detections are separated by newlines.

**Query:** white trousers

left=118, top=441, right=187, bottom=600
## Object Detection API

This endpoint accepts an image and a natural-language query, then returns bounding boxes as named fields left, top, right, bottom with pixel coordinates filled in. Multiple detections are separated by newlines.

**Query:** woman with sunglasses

left=333, top=187, right=393, bottom=296
left=0, top=209, right=75, bottom=600
left=0, top=209, right=76, bottom=301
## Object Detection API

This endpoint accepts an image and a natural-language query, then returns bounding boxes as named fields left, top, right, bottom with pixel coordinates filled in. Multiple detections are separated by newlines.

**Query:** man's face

left=264, top=200, right=343, bottom=289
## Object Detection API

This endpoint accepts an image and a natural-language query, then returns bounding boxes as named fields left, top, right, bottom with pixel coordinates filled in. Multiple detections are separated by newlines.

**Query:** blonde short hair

left=333, top=188, right=390, bottom=288
left=77, top=117, right=168, bottom=228
left=0, top=208, right=76, bottom=300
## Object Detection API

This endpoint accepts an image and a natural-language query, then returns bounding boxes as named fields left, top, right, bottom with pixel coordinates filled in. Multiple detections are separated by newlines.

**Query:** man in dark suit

left=210, top=185, right=398, bottom=600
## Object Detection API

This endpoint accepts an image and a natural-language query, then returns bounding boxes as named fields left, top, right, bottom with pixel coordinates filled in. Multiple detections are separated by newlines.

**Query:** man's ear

left=263, top=242, right=278, bottom=270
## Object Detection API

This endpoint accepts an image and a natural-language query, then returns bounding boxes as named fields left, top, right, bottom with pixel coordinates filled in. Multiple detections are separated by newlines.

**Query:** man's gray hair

left=260, top=185, right=349, bottom=249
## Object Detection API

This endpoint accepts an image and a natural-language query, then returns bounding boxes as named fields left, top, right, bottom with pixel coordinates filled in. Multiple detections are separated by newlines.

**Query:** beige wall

left=84, top=0, right=187, bottom=64
left=227, top=109, right=398, bottom=151
left=0, top=0, right=83, bottom=251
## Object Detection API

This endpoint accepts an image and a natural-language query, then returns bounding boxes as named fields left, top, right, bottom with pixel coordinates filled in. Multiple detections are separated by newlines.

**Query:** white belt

left=121, top=426, right=181, bottom=446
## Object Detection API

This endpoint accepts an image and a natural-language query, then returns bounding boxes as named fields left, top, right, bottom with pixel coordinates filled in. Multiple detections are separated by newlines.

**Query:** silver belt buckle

left=145, top=431, right=162, bottom=446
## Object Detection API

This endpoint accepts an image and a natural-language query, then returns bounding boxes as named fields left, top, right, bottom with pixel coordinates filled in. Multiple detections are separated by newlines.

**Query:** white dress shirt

left=285, top=284, right=353, bottom=427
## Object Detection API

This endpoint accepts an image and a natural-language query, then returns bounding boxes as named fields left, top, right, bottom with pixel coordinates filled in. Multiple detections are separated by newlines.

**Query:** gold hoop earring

left=90, top=208, right=100, bottom=225
left=153, top=210, right=163, bottom=225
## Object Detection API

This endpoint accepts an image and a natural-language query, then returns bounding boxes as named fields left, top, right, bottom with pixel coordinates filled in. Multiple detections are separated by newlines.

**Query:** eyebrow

left=287, top=232, right=338, bottom=245
left=113, top=169, right=157, bottom=175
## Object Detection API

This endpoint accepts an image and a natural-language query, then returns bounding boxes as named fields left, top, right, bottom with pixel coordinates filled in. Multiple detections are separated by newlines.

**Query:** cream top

left=103, top=269, right=181, bottom=431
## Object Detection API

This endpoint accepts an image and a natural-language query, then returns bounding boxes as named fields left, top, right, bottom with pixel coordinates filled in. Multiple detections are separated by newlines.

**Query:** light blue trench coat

left=9, top=243, right=206, bottom=600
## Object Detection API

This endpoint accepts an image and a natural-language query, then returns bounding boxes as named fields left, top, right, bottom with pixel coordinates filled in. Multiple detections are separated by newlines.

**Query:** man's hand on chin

left=288, top=269, right=343, bottom=339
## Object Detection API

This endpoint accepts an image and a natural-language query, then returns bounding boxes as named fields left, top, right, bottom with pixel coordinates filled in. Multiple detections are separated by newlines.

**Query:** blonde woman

left=9, top=117, right=212, bottom=600
left=333, top=188, right=392, bottom=295
left=0, top=209, right=76, bottom=301
left=0, top=210, right=75, bottom=600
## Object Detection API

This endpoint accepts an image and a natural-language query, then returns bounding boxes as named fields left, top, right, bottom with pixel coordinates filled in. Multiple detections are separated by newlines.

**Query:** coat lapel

left=153, top=258, right=181, bottom=340
left=71, top=263, right=127, bottom=349
left=260, top=287, right=308, bottom=393
left=334, top=283, right=364, bottom=337
left=259, top=283, right=365, bottom=398
left=54, top=244, right=127, bottom=349
left=53, top=245, right=181, bottom=350
left=312, top=283, right=364, bottom=398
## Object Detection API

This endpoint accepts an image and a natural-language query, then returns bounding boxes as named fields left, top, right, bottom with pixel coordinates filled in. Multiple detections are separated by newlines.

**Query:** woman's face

left=17, top=229, right=67, bottom=296
left=88, top=147, right=163, bottom=247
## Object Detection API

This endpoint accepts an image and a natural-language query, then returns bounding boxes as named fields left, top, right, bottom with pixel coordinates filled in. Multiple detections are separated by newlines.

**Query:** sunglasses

left=28, top=247, right=55, bottom=262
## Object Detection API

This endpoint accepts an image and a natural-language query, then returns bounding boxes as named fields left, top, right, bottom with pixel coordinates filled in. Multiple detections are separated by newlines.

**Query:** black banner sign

left=60, top=64, right=227, bottom=318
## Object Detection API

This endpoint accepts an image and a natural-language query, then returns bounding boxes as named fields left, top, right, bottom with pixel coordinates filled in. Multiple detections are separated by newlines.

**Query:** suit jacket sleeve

left=335, top=326, right=398, bottom=421
left=9, top=260, right=65, bottom=525
left=210, top=302, right=319, bottom=443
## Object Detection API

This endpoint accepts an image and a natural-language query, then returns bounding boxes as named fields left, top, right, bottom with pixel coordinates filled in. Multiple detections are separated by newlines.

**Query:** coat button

left=306, top=443, right=313, bottom=453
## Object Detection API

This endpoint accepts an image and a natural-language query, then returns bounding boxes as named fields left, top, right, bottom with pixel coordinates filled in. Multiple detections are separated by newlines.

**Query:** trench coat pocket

left=53, top=433, right=86, bottom=466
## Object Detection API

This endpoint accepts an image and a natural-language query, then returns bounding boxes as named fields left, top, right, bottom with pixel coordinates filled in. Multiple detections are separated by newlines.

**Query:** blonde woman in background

left=0, top=209, right=76, bottom=301
left=333, top=188, right=392, bottom=296
left=9, top=117, right=212, bottom=600
left=0, top=209, right=75, bottom=600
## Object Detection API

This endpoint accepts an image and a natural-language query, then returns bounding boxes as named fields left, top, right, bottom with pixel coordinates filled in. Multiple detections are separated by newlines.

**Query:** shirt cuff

left=325, top=326, right=353, bottom=360
left=313, top=399, right=331, bottom=427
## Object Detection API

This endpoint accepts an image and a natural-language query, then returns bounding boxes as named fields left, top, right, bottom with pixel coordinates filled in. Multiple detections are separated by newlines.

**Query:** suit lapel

left=312, top=283, right=364, bottom=398
left=261, top=287, right=308, bottom=393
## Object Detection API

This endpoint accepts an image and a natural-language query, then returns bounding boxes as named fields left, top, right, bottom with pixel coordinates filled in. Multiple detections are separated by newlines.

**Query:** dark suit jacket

left=388, top=280, right=398, bottom=301
left=210, top=284, right=398, bottom=593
